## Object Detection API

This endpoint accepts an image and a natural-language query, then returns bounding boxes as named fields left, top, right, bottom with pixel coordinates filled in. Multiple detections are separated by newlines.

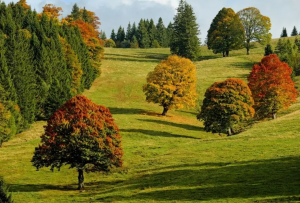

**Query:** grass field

left=1, top=40, right=300, bottom=203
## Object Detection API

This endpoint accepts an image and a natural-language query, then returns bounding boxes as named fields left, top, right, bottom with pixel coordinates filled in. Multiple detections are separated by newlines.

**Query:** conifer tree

left=0, top=177, right=13, bottom=202
left=170, top=0, right=201, bottom=60
left=148, top=19, right=157, bottom=47
left=100, top=31, right=106, bottom=40
left=110, top=29, right=116, bottom=42
left=264, top=44, right=273, bottom=56
left=291, top=26, right=298, bottom=36
left=82, top=7, right=90, bottom=23
left=131, top=22, right=137, bottom=42
left=137, top=19, right=150, bottom=48
left=126, top=22, right=132, bottom=41
left=166, top=22, right=173, bottom=47
left=71, top=3, right=80, bottom=20
left=116, top=26, right=125, bottom=45
left=156, top=17, right=168, bottom=47
left=281, top=27, right=288, bottom=37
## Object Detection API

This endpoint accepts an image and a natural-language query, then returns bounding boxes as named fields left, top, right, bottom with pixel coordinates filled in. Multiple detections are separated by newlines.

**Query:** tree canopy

left=237, top=7, right=271, bottom=55
left=248, top=54, right=297, bottom=119
left=207, top=7, right=245, bottom=57
left=143, top=55, right=197, bottom=116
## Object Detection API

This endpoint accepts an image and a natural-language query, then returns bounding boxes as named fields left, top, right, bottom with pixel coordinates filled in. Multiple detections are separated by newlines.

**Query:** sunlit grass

left=1, top=39, right=300, bottom=202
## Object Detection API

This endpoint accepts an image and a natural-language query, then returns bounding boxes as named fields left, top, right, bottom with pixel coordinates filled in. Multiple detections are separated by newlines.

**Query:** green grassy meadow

left=1, top=39, right=300, bottom=202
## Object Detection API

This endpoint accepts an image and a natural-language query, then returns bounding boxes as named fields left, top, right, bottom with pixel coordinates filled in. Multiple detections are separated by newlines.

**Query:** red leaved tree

left=32, top=95, right=123, bottom=190
left=248, top=54, right=298, bottom=119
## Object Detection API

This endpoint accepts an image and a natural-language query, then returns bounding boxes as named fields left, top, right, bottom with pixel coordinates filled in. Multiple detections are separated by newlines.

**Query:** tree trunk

left=246, top=40, right=250, bottom=55
left=226, top=50, right=229, bottom=57
left=78, top=169, right=84, bottom=190
left=228, top=127, right=232, bottom=136
left=222, top=51, right=225, bottom=57
left=162, top=106, right=169, bottom=116
left=272, top=113, right=277, bottom=119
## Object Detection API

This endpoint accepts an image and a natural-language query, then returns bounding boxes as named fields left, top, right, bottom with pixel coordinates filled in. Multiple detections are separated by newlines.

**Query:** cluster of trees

left=109, top=17, right=172, bottom=48
left=281, top=26, right=299, bottom=38
left=0, top=1, right=103, bottom=146
left=207, top=7, right=271, bottom=56
left=144, top=53, right=297, bottom=136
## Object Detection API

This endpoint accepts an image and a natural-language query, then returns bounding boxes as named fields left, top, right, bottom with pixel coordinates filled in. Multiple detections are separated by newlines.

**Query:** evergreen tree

left=100, top=30, right=106, bottom=40
left=170, top=0, right=201, bottom=60
left=148, top=19, right=157, bottom=47
left=126, top=22, right=132, bottom=41
left=82, top=7, right=90, bottom=23
left=116, top=26, right=125, bottom=44
left=71, top=3, right=80, bottom=20
left=156, top=17, right=168, bottom=47
left=281, top=27, right=288, bottom=37
left=137, top=19, right=150, bottom=48
left=264, top=44, right=273, bottom=56
left=291, top=26, right=298, bottom=36
left=131, top=22, right=137, bottom=42
left=130, top=35, right=138, bottom=48
left=110, top=29, right=116, bottom=42
left=166, top=22, right=173, bottom=47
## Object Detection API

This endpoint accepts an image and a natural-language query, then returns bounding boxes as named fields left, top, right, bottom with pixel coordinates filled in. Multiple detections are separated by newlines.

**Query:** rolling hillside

left=1, top=38, right=300, bottom=203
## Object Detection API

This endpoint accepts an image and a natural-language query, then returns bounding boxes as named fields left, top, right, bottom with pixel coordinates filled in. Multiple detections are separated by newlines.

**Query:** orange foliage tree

left=143, top=55, right=198, bottom=116
left=32, top=95, right=123, bottom=190
left=198, top=78, right=255, bottom=136
left=248, top=54, right=298, bottom=119
left=42, top=4, right=63, bottom=20
left=16, top=0, right=30, bottom=9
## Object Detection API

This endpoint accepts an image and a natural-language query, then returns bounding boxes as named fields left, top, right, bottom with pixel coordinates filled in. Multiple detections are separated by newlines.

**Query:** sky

left=4, top=0, right=300, bottom=41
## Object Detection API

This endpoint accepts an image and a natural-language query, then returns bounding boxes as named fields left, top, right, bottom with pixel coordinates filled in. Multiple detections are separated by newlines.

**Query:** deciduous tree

left=248, top=54, right=297, bottom=119
left=237, top=7, right=271, bottom=55
left=207, top=7, right=245, bottom=57
left=32, top=95, right=123, bottom=190
left=143, top=55, right=197, bottom=116
left=198, top=78, right=255, bottom=136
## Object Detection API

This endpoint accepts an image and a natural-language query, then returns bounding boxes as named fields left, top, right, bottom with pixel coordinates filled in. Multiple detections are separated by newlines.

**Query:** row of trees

left=0, top=1, right=103, bottom=146
left=281, top=26, right=299, bottom=38
left=109, top=18, right=172, bottom=48
left=207, top=7, right=271, bottom=56
left=143, top=54, right=297, bottom=136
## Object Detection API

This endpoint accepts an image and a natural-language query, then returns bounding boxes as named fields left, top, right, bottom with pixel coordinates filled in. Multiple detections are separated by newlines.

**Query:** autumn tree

left=198, top=78, right=255, bottom=136
left=143, top=55, right=197, bottom=116
left=291, top=26, right=298, bottom=36
left=16, top=0, right=30, bottom=9
left=170, top=0, right=201, bottom=60
left=207, top=7, right=245, bottom=57
left=248, top=54, right=297, bottom=119
left=237, top=7, right=271, bottom=55
left=32, top=95, right=123, bottom=190
left=281, top=27, right=288, bottom=38
left=42, top=4, right=63, bottom=20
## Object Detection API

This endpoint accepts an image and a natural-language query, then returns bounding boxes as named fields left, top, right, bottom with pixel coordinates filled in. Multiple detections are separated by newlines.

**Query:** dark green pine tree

left=0, top=31, right=16, bottom=102
left=82, top=7, right=91, bottom=23
left=281, top=27, right=288, bottom=37
left=110, top=29, right=116, bottom=42
left=137, top=19, right=150, bottom=48
left=0, top=177, right=13, bottom=203
left=116, top=26, right=125, bottom=43
left=291, top=26, right=298, bottom=36
left=170, top=0, right=201, bottom=60
left=264, top=44, right=273, bottom=56
left=6, top=29, right=37, bottom=127
left=71, top=3, right=80, bottom=20
left=126, top=22, right=132, bottom=41
left=100, top=31, right=107, bottom=40
left=156, top=17, right=168, bottom=47
left=166, top=22, right=173, bottom=47
left=131, top=22, right=137, bottom=42
left=148, top=19, right=157, bottom=47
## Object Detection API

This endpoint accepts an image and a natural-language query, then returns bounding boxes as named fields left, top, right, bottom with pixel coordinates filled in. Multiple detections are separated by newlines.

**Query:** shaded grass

left=1, top=39, right=300, bottom=202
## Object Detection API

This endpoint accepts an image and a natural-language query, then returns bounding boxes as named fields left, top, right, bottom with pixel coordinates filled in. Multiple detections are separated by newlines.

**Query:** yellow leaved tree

left=143, top=55, right=198, bottom=116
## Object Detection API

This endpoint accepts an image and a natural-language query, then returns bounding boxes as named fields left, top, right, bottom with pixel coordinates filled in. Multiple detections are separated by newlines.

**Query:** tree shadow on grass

left=230, top=61, right=256, bottom=69
left=108, top=107, right=146, bottom=115
left=137, top=52, right=170, bottom=60
left=104, top=56, right=158, bottom=63
left=91, top=156, right=300, bottom=202
left=9, top=183, right=75, bottom=192
left=120, top=129, right=201, bottom=139
left=138, top=119, right=204, bottom=132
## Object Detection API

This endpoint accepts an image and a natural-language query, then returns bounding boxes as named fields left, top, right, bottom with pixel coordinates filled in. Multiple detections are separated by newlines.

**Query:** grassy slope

left=1, top=40, right=300, bottom=203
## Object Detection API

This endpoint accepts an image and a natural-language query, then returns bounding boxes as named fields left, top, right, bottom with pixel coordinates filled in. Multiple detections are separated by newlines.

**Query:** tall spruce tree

left=170, top=0, right=201, bottom=60
left=131, top=22, right=137, bottom=42
left=71, top=3, right=80, bottom=20
left=281, top=27, right=288, bottom=37
left=291, top=26, right=298, bottom=36
left=137, top=19, right=150, bottom=48
left=156, top=17, right=168, bottom=47
left=148, top=19, right=157, bottom=47
left=116, top=26, right=125, bottom=44
left=166, top=22, right=173, bottom=47
left=110, top=29, right=116, bottom=42
left=100, top=31, right=107, bottom=40
left=126, top=22, right=132, bottom=41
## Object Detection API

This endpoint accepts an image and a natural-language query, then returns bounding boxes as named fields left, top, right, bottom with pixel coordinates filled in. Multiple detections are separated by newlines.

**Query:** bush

left=0, top=177, right=13, bottom=203
left=120, top=40, right=130, bottom=48
left=104, top=39, right=116, bottom=48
